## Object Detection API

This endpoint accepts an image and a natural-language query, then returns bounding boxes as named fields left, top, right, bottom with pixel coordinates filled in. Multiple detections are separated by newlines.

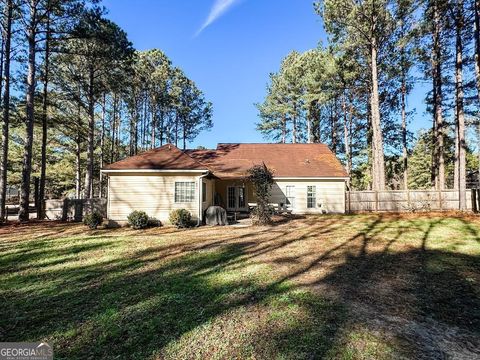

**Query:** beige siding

left=107, top=173, right=346, bottom=224
left=107, top=172, right=201, bottom=224
left=271, top=179, right=346, bottom=214
left=202, top=178, right=215, bottom=212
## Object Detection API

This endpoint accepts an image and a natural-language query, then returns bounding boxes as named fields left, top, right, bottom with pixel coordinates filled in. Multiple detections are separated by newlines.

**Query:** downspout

left=197, top=171, right=209, bottom=226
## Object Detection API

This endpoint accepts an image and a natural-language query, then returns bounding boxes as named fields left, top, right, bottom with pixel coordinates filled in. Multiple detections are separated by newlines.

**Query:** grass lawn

left=1, top=213, right=479, bottom=359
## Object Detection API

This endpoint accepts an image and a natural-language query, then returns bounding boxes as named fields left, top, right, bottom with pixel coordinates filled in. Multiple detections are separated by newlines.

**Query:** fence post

left=477, top=189, right=480, bottom=213
left=347, top=191, right=351, bottom=213
left=74, top=200, right=83, bottom=222
left=62, top=198, right=69, bottom=221
left=472, top=189, right=477, bottom=213
left=375, top=190, right=379, bottom=212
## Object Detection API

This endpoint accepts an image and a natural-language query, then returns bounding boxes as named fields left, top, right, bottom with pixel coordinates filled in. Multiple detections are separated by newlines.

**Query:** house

left=102, top=143, right=349, bottom=225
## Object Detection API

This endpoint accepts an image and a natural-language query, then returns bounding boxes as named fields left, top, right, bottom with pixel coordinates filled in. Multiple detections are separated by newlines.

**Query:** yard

left=1, top=213, right=479, bottom=359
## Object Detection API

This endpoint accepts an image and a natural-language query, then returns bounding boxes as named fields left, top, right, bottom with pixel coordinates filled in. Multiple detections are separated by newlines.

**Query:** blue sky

left=102, top=0, right=430, bottom=149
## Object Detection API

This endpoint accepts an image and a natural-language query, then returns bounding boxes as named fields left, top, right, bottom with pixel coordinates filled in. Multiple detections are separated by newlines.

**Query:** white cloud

left=195, top=0, right=241, bottom=37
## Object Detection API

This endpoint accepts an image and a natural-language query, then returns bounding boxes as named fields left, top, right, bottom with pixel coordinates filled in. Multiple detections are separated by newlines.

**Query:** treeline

left=0, top=0, right=212, bottom=222
left=257, top=0, right=480, bottom=209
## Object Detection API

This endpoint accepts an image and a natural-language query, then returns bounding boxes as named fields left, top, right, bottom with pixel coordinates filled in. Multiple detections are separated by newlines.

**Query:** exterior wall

left=202, top=178, right=215, bottom=212
left=213, top=178, right=346, bottom=214
left=107, top=172, right=202, bottom=224
left=271, top=179, right=346, bottom=214
left=107, top=173, right=347, bottom=225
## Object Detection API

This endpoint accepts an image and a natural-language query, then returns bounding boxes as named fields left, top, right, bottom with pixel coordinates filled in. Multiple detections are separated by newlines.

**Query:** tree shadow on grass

left=2, top=236, right=348, bottom=359
left=1, top=215, right=480, bottom=359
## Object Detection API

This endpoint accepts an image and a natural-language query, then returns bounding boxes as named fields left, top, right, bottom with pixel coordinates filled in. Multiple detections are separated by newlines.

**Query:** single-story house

left=102, top=143, right=349, bottom=225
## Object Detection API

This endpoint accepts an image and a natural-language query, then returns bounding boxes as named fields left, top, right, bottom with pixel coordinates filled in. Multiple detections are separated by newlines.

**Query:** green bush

left=169, top=209, right=192, bottom=228
left=83, top=212, right=103, bottom=229
left=127, top=210, right=149, bottom=229
left=248, top=163, right=274, bottom=225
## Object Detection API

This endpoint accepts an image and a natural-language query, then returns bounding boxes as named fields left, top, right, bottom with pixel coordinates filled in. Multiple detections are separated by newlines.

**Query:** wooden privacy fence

left=346, top=189, right=476, bottom=213
left=45, top=198, right=107, bottom=221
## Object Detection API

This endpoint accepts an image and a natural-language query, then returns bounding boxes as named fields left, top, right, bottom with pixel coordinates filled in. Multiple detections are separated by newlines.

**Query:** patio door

left=227, top=186, right=247, bottom=211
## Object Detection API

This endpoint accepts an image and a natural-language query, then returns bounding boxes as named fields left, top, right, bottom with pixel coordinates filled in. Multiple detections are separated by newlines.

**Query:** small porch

left=203, top=177, right=293, bottom=224
left=213, top=179, right=254, bottom=213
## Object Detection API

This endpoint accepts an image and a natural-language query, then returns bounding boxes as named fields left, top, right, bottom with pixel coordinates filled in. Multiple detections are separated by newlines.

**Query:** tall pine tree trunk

left=151, top=104, right=157, bottom=148
left=292, top=103, right=297, bottom=144
left=432, top=0, right=445, bottom=190
left=312, top=106, right=320, bottom=143
left=99, top=93, right=106, bottom=198
left=142, top=98, right=147, bottom=150
left=75, top=88, right=82, bottom=198
left=342, top=93, right=351, bottom=178
left=370, top=38, right=386, bottom=190
left=134, top=105, right=139, bottom=153
left=401, top=68, right=408, bottom=190
left=129, top=96, right=135, bottom=156
left=38, top=10, right=50, bottom=219
left=84, top=66, right=95, bottom=199
left=473, top=0, right=480, bottom=187
left=111, top=93, right=117, bottom=163
left=281, top=114, right=287, bottom=143
left=159, top=110, right=164, bottom=147
left=19, top=1, right=38, bottom=221
left=0, top=0, right=12, bottom=222
left=331, top=99, right=338, bottom=153
left=75, top=118, right=82, bottom=198
left=455, top=0, right=466, bottom=209
left=175, top=110, right=179, bottom=147
left=182, top=120, right=187, bottom=150
left=474, top=0, right=480, bottom=99
left=307, top=102, right=315, bottom=144
left=115, top=102, right=120, bottom=161
left=348, top=100, right=354, bottom=177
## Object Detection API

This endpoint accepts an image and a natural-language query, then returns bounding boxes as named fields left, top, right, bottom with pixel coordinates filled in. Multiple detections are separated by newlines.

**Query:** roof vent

left=168, top=144, right=171, bottom=150
left=305, top=159, right=310, bottom=164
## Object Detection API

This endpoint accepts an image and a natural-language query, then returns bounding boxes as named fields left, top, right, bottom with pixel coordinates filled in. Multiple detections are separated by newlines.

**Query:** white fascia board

left=273, top=176, right=350, bottom=180
left=101, top=169, right=209, bottom=174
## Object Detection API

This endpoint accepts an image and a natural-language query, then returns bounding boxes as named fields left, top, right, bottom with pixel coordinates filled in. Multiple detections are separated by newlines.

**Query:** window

left=238, top=187, right=245, bottom=208
left=202, top=182, right=207, bottom=202
left=227, top=187, right=236, bottom=209
left=307, top=186, right=316, bottom=208
left=285, top=186, right=295, bottom=208
left=175, top=182, right=195, bottom=203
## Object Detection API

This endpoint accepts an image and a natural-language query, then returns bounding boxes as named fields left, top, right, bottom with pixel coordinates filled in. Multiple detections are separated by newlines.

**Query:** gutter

left=101, top=169, right=209, bottom=174
left=197, top=171, right=210, bottom=226
left=272, top=176, right=350, bottom=180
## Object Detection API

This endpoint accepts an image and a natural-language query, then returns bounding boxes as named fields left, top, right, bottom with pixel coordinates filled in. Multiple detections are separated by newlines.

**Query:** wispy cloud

left=195, top=0, right=241, bottom=37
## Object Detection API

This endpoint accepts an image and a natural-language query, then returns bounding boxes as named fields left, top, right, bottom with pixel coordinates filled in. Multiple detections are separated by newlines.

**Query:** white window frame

left=307, top=186, right=316, bottom=209
left=285, top=185, right=295, bottom=209
left=175, top=182, right=196, bottom=203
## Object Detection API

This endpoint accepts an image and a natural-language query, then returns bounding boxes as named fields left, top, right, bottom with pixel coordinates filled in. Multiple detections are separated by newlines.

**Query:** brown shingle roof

left=103, top=144, right=208, bottom=171
left=188, top=143, right=348, bottom=179
left=104, top=143, right=348, bottom=179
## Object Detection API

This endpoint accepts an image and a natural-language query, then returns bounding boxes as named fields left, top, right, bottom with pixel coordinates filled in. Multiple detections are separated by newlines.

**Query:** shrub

left=169, top=209, right=192, bottom=228
left=83, top=212, right=103, bottom=229
left=127, top=210, right=149, bottom=229
left=248, top=163, right=274, bottom=225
